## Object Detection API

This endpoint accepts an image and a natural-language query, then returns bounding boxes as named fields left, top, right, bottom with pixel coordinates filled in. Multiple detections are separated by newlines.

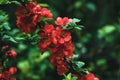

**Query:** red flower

left=6, top=50, right=17, bottom=59
left=55, top=17, right=72, bottom=26
left=9, top=67, right=17, bottom=75
left=43, top=24, right=55, bottom=33
left=16, top=2, right=41, bottom=34
left=94, top=77, right=99, bottom=80
left=56, top=27, right=71, bottom=44
left=16, top=2, right=41, bottom=16
left=57, top=63, right=68, bottom=75
left=38, top=37, right=51, bottom=53
left=38, top=24, right=55, bottom=53
left=3, top=71, right=11, bottom=79
left=0, top=74, right=3, bottom=79
left=75, top=73, right=99, bottom=80
left=16, top=5, right=29, bottom=17
left=16, top=14, right=38, bottom=34
left=2, top=45, right=9, bottom=51
left=55, top=17, right=63, bottom=26
left=0, top=71, right=16, bottom=80
left=50, top=50, right=64, bottom=66
left=16, top=2, right=53, bottom=34
left=50, top=53, right=58, bottom=66
left=63, top=42, right=74, bottom=59
left=84, top=73, right=95, bottom=80
left=49, top=42, right=73, bottom=63
left=41, top=8, right=53, bottom=19
left=26, top=2, right=41, bottom=14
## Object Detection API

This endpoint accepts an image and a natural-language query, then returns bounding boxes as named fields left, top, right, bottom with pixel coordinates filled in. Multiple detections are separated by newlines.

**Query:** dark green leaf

left=2, top=35, right=17, bottom=43
left=72, top=61, right=85, bottom=70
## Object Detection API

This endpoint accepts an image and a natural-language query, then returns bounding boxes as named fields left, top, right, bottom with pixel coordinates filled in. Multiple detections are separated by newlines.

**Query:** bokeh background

left=0, top=0, right=120, bottom=80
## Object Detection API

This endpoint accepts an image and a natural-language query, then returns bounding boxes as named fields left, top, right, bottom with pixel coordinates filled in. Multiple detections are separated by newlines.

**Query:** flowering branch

left=0, top=45, right=17, bottom=80
left=15, top=0, right=99, bottom=80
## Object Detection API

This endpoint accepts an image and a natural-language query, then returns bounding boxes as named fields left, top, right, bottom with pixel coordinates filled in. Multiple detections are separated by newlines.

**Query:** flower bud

left=2, top=45, right=9, bottom=51
left=9, top=67, right=17, bottom=75
left=6, top=50, right=17, bottom=59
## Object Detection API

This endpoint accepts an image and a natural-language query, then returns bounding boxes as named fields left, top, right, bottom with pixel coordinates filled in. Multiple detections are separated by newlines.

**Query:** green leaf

left=17, top=60, right=30, bottom=74
left=64, top=73, right=72, bottom=80
left=66, top=73, right=72, bottom=80
left=98, top=25, right=116, bottom=38
left=73, top=18, right=81, bottom=23
left=74, top=1, right=83, bottom=9
left=0, top=0, right=10, bottom=4
left=63, top=73, right=78, bottom=80
left=86, top=2, right=96, bottom=12
left=2, top=35, right=17, bottom=43
left=75, top=27, right=82, bottom=30
left=3, top=22, right=11, bottom=30
left=71, top=77, right=78, bottom=80
left=8, top=1, right=20, bottom=4
left=39, top=3, right=49, bottom=7
left=72, top=61, right=85, bottom=70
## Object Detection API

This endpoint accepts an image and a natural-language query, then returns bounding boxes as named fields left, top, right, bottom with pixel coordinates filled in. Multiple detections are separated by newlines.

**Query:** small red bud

left=2, top=45, right=9, bottom=51
left=9, top=67, right=17, bottom=75
left=6, top=50, right=17, bottom=59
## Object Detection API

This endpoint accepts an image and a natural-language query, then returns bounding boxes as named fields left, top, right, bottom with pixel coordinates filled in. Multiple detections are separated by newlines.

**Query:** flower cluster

left=0, top=67, right=17, bottom=80
left=0, top=46, right=17, bottom=80
left=16, top=2, right=52, bottom=34
left=73, top=73, right=99, bottom=80
left=38, top=17, right=74, bottom=75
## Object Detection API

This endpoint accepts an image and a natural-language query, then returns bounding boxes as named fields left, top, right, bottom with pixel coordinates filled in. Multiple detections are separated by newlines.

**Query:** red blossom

left=57, top=63, right=68, bottom=75
left=16, top=2, right=53, bottom=34
left=16, top=5, right=29, bottom=17
left=74, top=73, right=99, bottom=80
left=50, top=50, right=64, bottom=66
left=63, top=42, right=74, bottom=59
left=50, top=53, right=58, bottom=66
left=41, top=8, right=53, bottom=19
left=2, top=45, right=9, bottom=51
left=38, top=24, right=55, bottom=53
left=56, top=27, right=71, bottom=44
left=55, top=17, right=72, bottom=26
left=6, top=50, right=17, bottom=59
left=9, top=67, right=17, bottom=75
left=55, top=17, right=63, bottom=26
left=94, top=77, right=99, bottom=80
left=0, top=71, right=17, bottom=80
left=38, top=37, right=51, bottom=53
left=26, top=2, right=41, bottom=14
left=84, top=73, right=95, bottom=80
left=43, top=24, right=55, bottom=33
left=3, top=71, right=11, bottom=79
left=16, top=14, right=38, bottom=34
left=0, top=74, right=3, bottom=79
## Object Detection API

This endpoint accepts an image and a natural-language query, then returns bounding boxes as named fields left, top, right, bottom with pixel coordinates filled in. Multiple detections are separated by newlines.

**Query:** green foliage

left=72, top=61, right=85, bottom=71
left=0, top=0, right=9, bottom=4
left=86, top=2, right=96, bottom=12
left=63, top=18, right=83, bottom=30
left=98, top=25, right=116, bottom=38
left=63, top=73, right=77, bottom=80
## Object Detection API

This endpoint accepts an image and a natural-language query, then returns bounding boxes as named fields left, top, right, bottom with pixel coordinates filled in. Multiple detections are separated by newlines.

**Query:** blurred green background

left=0, top=0, right=120, bottom=80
